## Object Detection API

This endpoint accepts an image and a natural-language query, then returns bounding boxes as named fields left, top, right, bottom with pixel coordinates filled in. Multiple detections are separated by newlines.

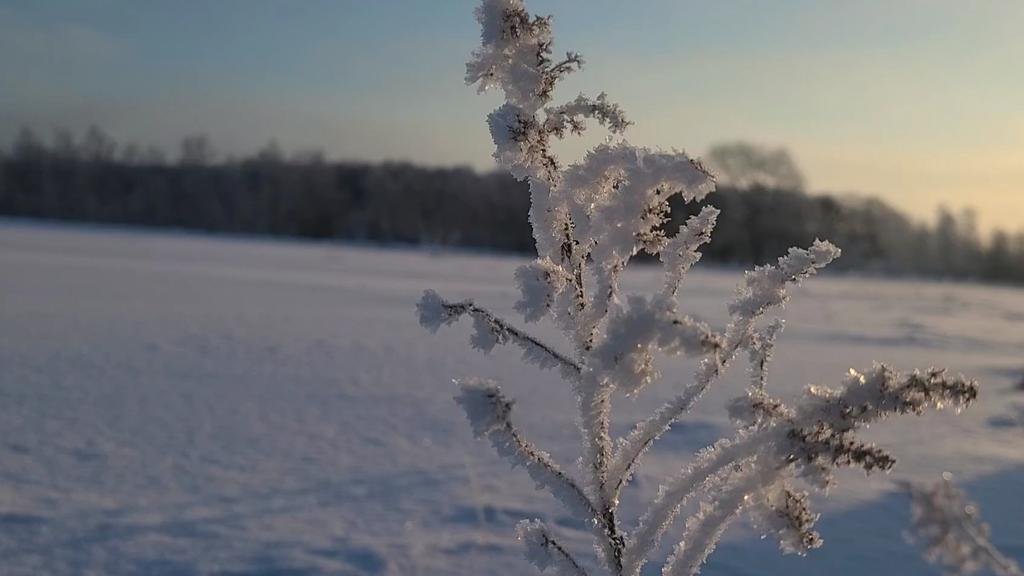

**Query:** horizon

left=2, top=1, right=1021, bottom=232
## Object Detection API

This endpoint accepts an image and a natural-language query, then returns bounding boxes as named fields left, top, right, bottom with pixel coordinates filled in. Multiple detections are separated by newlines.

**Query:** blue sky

left=1, top=1, right=1021, bottom=232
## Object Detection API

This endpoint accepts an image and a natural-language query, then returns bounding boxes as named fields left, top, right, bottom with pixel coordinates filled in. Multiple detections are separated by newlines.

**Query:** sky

left=1, top=0, right=1021, bottom=233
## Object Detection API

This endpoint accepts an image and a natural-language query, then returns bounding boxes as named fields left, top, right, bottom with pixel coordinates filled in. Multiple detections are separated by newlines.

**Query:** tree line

left=1, top=127, right=1022, bottom=285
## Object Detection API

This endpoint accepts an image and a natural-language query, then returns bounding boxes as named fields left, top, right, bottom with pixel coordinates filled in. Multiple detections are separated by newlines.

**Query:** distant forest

left=2, top=126, right=1022, bottom=285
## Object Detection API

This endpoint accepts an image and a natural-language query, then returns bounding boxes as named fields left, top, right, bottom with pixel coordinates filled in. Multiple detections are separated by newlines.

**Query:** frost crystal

left=417, top=2, right=979, bottom=574
left=454, top=379, right=513, bottom=437
left=415, top=289, right=452, bottom=333
left=515, top=257, right=571, bottom=322
left=749, top=484, right=823, bottom=555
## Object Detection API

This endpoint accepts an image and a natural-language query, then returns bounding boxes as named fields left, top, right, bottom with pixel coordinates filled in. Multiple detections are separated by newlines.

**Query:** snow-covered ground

left=1, top=219, right=1022, bottom=575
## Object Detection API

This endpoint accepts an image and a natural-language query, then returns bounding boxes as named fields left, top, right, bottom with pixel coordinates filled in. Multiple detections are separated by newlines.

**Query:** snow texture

left=2, top=220, right=1024, bottom=575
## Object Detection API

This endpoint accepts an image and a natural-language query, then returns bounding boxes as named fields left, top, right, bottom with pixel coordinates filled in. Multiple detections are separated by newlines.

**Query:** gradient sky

left=1, top=1, right=1021, bottom=233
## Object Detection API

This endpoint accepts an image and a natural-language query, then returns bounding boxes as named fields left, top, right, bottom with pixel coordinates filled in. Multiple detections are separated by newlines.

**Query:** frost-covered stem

left=455, top=380, right=598, bottom=523
left=547, top=54, right=585, bottom=81
left=578, top=375, right=613, bottom=484
left=582, top=261, right=623, bottom=351
left=748, top=319, right=784, bottom=392
left=518, top=520, right=591, bottom=576
left=612, top=241, right=840, bottom=493
left=623, top=435, right=758, bottom=576
left=547, top=195, right=587, bottom=343
left=660, top=206, right=719, bottom=299
left=662, top=469, right=774, bottom=576
left=548, top=541, right=588, bottom=576
left=610, top=324, right=759, bottom=494
left=609, top=378, right=712, bottom=499
left=543, top=93, right=631, bottom=137
left=509, top=425, right=600, bottom=519
left=609, top=350, right=724, bottom=498
left=599, top=500, right=625, bottom=576
left=631, top=365, right=977, bottom=575
left=664, top=503, right=740, bottom=576
left=566, top=249, right=592, bottom=353
left=418, top=290, right=581, bottom=377
left=576, top=372, right=623, bottom=573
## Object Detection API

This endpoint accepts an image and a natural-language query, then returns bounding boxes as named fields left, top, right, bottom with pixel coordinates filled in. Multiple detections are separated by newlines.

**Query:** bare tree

left=706, top=141, right=805, bottom=191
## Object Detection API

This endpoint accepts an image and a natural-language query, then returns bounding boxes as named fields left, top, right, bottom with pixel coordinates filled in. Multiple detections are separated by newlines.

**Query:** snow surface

left=1, top=219, right=1022, bottom=575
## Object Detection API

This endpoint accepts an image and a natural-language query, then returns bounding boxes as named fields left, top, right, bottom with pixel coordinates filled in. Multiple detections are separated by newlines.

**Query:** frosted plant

left=417, top=1, right=979, bottom=574
left=905, top=475, right=1021, bottom=576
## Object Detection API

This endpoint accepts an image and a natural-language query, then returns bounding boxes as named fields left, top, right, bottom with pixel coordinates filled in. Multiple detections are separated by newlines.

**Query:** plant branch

left=418, top=289, right=582, bottom=378
left=517, top=519, right=591, bottom=576
left=455, top=379, right=598, bottom=522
